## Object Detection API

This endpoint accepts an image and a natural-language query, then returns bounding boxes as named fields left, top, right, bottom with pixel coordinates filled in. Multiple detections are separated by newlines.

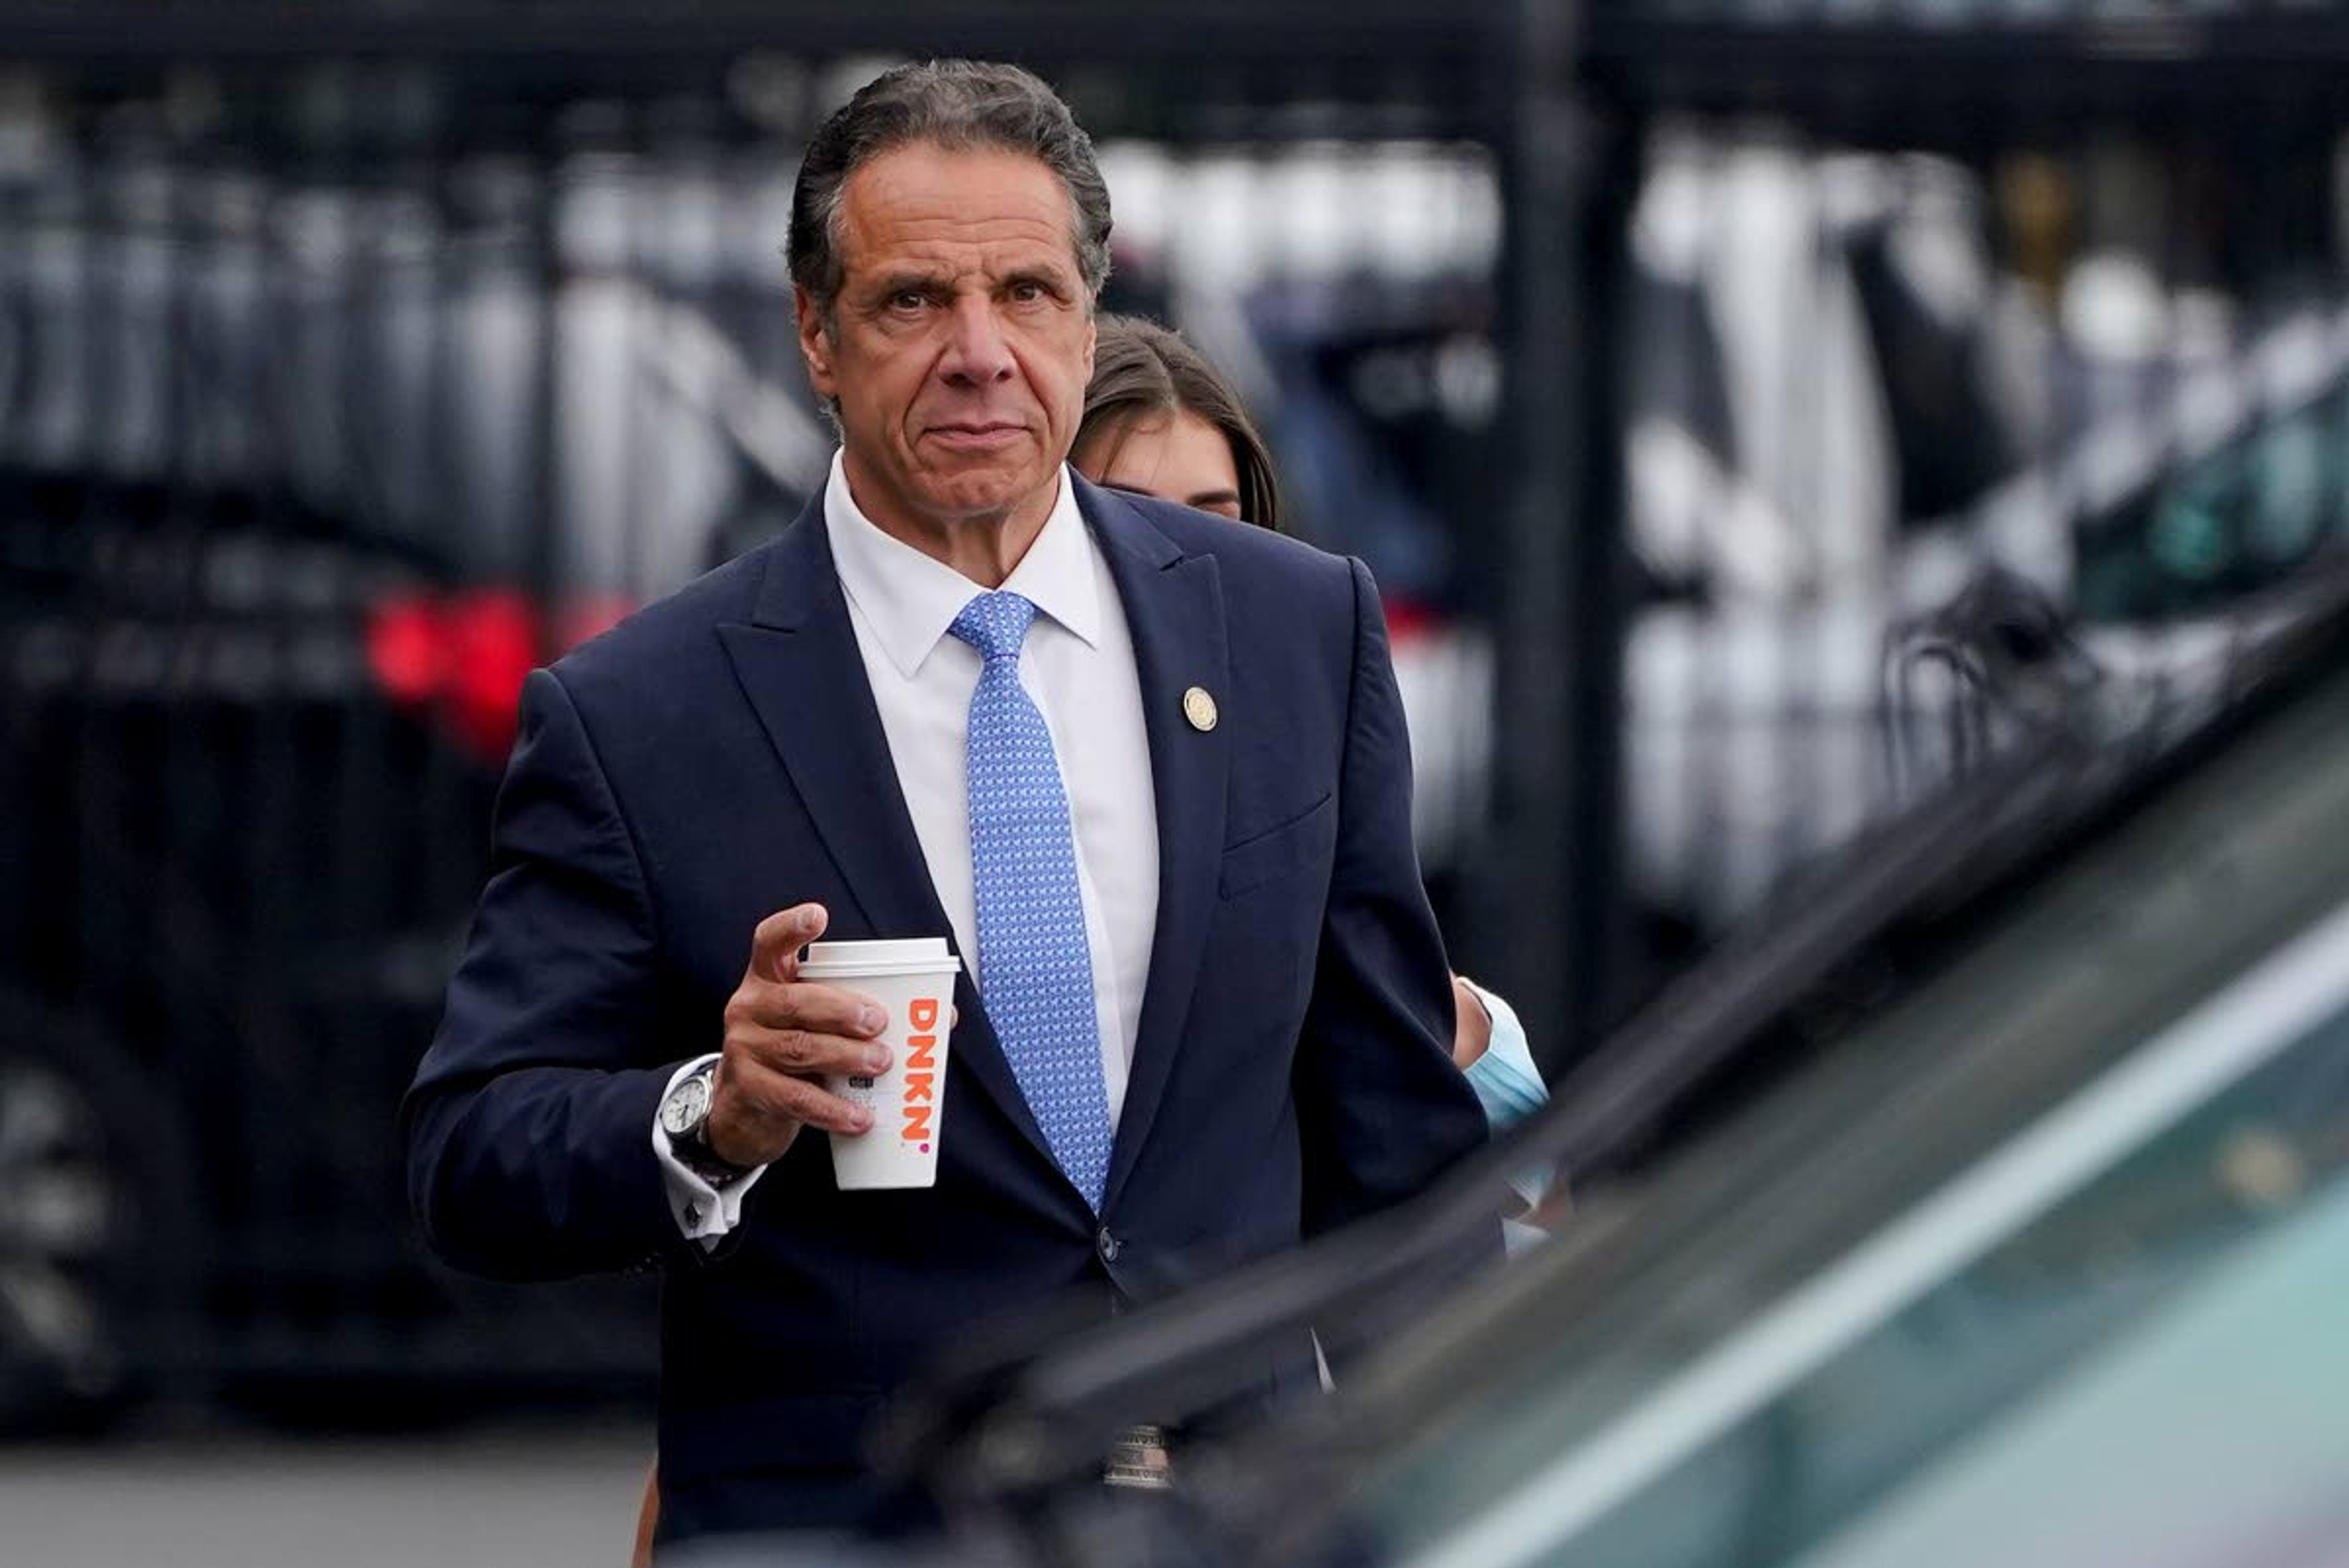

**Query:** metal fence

left=1606, top=121, right=2349, bottom=954
left=7, top=2, right=2349, bottom=1423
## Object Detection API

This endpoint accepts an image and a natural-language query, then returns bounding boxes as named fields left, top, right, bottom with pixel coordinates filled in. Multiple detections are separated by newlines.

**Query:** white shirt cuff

left=653, top=1053, right=769, bottom=1245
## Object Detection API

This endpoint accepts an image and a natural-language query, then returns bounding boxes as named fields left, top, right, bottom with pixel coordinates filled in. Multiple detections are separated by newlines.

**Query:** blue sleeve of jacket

left=1291, top=559, right=1493, bottom=1239
left=400, top=667, right=685, bottom=1281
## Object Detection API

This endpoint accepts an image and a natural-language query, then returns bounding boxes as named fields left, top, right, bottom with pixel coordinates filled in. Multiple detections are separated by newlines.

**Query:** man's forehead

left=848, top=245, right=1078, bottom=285
left=836, top=144, right=1082, bottom=271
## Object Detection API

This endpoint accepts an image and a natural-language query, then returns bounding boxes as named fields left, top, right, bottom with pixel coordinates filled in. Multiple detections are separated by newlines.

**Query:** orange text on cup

left=902, top=997, right=940, bottom=1149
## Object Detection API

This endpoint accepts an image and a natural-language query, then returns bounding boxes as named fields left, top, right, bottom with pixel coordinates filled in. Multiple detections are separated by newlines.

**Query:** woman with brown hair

left=1073, top=313, right=1283, bottom=527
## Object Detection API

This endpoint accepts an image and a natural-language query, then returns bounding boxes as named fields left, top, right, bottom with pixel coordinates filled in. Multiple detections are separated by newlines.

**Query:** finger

left=736, top=979, right=886, bottom=1040
left=748, top=903, right=827, bottom=984
left=732, top=1023, right=894, bottom=1081
left=721, top=1056, right=876, bottom=1137
left=1449, top=975, right=1493, bottom=1070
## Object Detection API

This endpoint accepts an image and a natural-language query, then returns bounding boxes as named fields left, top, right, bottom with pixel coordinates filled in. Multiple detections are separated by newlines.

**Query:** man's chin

left=919, top=466, right=1056, bottom=526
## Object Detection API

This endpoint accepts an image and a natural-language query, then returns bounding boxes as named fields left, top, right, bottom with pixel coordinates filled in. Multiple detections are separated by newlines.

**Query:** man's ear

left=795, top=286, right=837, bottom=400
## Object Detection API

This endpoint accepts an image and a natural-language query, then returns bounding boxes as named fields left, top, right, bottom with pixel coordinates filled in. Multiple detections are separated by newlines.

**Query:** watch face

left=661, top=1072, right=711, bottom=1137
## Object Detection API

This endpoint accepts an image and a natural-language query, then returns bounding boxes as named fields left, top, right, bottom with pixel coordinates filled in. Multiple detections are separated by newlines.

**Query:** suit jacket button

left=1097, top=1228, right=1121, bottom=1263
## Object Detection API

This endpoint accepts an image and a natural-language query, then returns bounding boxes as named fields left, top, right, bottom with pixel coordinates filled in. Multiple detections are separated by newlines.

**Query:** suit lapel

left=1080, top=478, right=1231, bottom=1211
left=715, top=497, right=1058, bottom=1177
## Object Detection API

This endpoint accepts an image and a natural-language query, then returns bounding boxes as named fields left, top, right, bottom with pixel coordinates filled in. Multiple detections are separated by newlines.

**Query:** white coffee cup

left=798, top=937, right=961, bottom=1191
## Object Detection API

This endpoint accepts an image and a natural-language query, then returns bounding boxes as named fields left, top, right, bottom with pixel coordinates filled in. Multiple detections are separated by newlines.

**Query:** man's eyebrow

left=1000, top=264, right=1074, bottom=292
left=868, top=269, right=949, bottom=297
left=1187, top=489, right=1242, bottom=510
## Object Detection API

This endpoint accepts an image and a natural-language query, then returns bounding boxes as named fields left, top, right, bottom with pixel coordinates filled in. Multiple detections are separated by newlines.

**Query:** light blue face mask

left=1460, top=980, right=1548, bottom=1131
left=1457, top=979, right=1555, bottom=1250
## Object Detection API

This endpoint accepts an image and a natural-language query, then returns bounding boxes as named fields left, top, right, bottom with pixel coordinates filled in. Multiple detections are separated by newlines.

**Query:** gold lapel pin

left=1182, top=686, right=1218, bottom=732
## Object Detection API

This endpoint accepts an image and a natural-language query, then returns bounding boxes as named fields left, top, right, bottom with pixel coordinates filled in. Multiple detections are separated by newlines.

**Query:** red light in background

left=365, top=593, right=445, bottom=706
left=442, top=589, right=538, bottom=760
left=366, top=587, right=636, bottom=765
left=1382, top=593, right=1442, bottom=645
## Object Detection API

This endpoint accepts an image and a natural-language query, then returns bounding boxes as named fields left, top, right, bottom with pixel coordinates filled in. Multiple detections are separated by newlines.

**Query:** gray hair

left=788, top=59, right=1113, bottom=325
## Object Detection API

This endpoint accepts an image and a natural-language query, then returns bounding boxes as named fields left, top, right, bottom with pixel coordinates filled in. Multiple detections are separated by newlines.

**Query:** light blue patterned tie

left=950, top=590, right=1113, bottom=1211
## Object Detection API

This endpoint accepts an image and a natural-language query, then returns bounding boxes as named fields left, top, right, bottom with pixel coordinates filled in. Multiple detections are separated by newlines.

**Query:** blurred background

left=4, top=1, right=2349, bottom=1563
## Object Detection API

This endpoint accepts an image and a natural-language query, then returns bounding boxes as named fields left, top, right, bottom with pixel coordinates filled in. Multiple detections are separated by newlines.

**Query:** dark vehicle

left=0, top=93, right=819, bottom=1427
left=0, top=467, right=663, bottom=1429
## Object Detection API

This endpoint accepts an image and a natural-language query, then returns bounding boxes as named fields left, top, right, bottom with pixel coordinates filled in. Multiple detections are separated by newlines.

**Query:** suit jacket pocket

left=1218, top=792, right=1337, bottom=900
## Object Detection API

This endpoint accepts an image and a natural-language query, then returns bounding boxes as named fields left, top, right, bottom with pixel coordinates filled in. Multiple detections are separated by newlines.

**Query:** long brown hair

left=1079, top=313, right=1283, bottom=530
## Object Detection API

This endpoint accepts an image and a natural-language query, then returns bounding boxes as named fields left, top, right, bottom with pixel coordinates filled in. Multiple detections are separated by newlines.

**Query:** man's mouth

left=927, top=422, right=1027, bottom=450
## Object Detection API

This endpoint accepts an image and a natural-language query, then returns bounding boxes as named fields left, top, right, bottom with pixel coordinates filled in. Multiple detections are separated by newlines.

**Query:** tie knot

left=950, top=591, right=1039, bottom=664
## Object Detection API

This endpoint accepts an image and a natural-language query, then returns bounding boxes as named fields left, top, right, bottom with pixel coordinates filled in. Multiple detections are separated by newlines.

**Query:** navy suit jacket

left=402, top=475, right=1486, bottom=1542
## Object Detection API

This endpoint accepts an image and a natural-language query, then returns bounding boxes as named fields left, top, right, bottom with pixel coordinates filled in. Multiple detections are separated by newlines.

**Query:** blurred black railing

left=6, top=0, right=2349, bottom=1423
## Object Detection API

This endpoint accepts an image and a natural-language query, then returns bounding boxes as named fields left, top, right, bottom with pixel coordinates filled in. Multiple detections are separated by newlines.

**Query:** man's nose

left=938, top=295, right=1015, bottom=385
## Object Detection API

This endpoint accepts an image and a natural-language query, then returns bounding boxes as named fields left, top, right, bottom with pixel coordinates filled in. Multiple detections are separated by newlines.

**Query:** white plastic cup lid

left=800, top=937, right=959, bottom=975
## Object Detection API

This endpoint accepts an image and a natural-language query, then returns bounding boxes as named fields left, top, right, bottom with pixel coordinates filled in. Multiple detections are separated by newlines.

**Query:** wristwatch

left=659, top=1063, right=753, bottom=1189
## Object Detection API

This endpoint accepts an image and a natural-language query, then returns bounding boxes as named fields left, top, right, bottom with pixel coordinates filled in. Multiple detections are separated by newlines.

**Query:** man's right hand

left=705, top=903, right=891, bottom=1169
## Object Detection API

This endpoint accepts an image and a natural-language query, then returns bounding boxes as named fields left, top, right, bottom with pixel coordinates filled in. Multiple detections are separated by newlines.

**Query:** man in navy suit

left=403, top=58, right=1486, bottom=1551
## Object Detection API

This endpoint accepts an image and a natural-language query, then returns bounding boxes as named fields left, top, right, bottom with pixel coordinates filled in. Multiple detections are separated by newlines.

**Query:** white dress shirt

left=659, top=453, right=1160, bottom=1239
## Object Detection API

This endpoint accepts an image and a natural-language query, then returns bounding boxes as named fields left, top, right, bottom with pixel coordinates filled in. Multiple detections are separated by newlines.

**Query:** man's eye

left=889, top=291, right=929, bottom=311
left=1009, top=282, right=1047, bottom=304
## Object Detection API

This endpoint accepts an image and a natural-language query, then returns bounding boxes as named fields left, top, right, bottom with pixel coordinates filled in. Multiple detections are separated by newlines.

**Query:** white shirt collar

left=822, top=449, right=1102, bottom=680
